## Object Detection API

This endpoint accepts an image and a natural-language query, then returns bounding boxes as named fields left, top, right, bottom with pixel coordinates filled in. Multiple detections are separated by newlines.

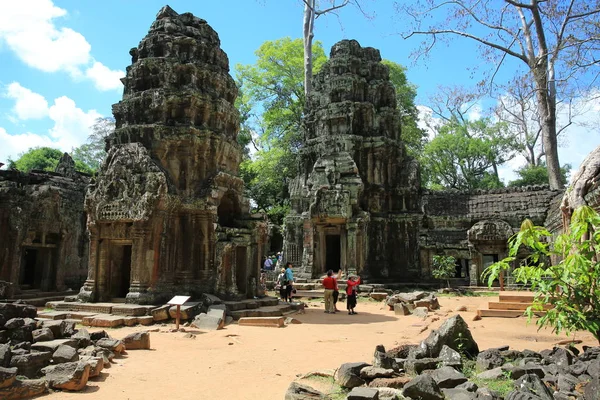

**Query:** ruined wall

left=285, top=40, right=421, bottom=280
left=81, top=6, right=266, bottom=304
left=0, top=155, right=89, bottom=294
left=421, top=185, right=562, bottom=284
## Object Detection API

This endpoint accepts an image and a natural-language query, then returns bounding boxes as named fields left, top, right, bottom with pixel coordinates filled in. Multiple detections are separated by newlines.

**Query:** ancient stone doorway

left=325, top=235, right=341, bottom=272
left=109, top=244, right=132, bottom=299
left=20, top=247, right=55, bottom=291
left=235, top=246, right=247, bottom=294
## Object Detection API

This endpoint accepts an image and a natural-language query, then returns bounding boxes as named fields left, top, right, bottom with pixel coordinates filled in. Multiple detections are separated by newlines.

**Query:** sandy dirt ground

left=48, top=295, right=597, bottom=400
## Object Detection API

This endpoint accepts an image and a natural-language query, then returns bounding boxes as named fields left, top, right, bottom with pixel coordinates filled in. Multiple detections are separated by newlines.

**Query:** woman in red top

left=346, top=275, right=361, bottom=315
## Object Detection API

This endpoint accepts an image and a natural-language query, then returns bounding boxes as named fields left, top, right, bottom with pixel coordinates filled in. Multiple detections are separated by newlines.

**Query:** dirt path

left=49, top=295, right=597, bottom=400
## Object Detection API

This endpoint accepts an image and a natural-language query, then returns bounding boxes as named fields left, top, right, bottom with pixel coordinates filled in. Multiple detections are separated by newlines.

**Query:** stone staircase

left=477, top=291, right=550, bottom=318
left=224, top=298, right=304, bottom=320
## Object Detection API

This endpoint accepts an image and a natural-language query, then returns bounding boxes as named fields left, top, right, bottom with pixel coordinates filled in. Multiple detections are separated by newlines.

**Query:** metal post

left=176, top=304, right=181, bottom=330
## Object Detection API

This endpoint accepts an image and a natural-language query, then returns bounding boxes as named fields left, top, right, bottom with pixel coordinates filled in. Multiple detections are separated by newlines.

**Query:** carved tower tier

left=284, top=40, right=421, bottom=280
left=80, top=6, right=266, bottom=304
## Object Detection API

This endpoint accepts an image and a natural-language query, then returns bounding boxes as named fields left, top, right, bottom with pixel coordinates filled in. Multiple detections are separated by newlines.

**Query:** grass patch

left=302, top=375, right=348, bottom=399
left=471, top=377, right=514, bottom=397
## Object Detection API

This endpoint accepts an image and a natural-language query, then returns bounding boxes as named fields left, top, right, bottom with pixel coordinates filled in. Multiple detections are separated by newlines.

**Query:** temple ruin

left=0, top=154, right=89, bottom=296
left=79, top=6, right=267, bottom=304
left=284, top=40, right=422, bottom=280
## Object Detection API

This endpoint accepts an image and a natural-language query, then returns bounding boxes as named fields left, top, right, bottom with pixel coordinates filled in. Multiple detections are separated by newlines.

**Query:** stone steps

left=228, top=302, right=304, bottom=320
left=478, top=291, right=549, bottom=318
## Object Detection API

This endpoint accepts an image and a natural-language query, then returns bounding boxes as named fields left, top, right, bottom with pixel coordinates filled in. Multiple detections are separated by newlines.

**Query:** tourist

left=277, top=268, right=287, bottom=302
left=346, top=274, right=361, bottom=315
left=263, top=256, right=273, bottom=271
left=322, top=269, right=337, bottom=313
left=332, top=269, right=343, bottom=312
left=284, top=262, right=294, bottom=303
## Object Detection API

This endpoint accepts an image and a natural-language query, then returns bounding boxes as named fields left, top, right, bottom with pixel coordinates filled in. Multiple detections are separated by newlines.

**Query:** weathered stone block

left=122, top=332, right=150, bottom=350
left=43, top=361, right=90, bottom=391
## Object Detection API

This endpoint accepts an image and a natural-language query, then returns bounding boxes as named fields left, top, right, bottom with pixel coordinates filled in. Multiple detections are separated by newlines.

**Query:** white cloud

left=85, top=62, right=124, bottom=91
left=0, top=0, right=123, bottom=91
left=5, top=82, right=49, bottom=120
left=0, top=84, right=101, bottom=165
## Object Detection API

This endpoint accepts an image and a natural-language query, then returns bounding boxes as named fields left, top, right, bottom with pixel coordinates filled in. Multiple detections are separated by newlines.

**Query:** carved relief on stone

left=467, top=219, right=514, bottom=243
left=86, top=143, right=168, bottom=222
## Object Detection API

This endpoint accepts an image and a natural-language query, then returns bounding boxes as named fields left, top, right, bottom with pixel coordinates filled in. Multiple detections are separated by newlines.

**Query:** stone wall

left=0, top=155, right=89, bottom=295
left=421, top=185, right=562, bottom=284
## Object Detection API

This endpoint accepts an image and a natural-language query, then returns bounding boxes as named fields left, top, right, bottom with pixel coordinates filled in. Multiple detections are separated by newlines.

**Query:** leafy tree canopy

left=508, top=163, right=571, bottom=188
left=421, top=117, right=519, bottom=190
left=8, top=147, right=63, bottom=172
left=71, top=117, right=114, bottom=172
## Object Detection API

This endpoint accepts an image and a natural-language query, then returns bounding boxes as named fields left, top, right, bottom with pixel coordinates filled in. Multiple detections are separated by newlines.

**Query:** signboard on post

left=167, top=295, right=190, bottom=330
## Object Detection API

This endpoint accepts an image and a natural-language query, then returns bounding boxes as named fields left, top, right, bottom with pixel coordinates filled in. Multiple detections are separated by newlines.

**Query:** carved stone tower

left=284, top=40, right=421, bottom=280
left=80, top=6, right=266, bottom=304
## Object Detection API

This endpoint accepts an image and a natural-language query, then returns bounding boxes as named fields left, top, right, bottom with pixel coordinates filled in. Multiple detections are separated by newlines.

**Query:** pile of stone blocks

left=386, top=291, right=440, bottom=318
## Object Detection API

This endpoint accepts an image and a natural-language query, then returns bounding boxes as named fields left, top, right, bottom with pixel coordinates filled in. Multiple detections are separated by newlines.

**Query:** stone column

left=78, top=230, right=99, bottom=302
left=345, top=223, right=358, bottom=276
left=127, top=225, right=152, bottom=304
left=96, top=239, right=109, bottom=301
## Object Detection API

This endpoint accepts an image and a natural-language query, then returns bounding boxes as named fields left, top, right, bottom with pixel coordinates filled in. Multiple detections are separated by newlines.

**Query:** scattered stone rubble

left=286, top=314, right=600, bottom=399
left=0, top=302, right=151, bottom=399
left=386, top=291, right=440, bottom=318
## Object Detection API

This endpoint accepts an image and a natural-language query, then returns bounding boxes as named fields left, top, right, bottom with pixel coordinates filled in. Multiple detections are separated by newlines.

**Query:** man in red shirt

left=322, top=270, right=336, bottom=314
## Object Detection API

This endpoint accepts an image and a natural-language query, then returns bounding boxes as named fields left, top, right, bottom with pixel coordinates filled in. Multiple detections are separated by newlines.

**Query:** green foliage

left=421, top=118, right=519, bottom=190
left=509, top=163, right=571, bottom=188
left=432, top=255, right=456, bottom=288
left=483, top=206, right=600, bottom=343
left=382, top=60, right=427, bottom=156
left=71, top=117, right=114, bottom=172
left=8, top=147, right=63, bottom=172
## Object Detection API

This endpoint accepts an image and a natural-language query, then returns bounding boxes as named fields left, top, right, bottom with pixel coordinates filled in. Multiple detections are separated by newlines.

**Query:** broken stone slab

left=0, top=344, right=10, bottom=368
left=95, top=338, right=125, bottom=354
left=410, top=315, right=479, bottom=359
left=370, top=293, right=388, bottom=301
left=375, top=387, right=403, bottom=400
left=111, top=304, right=149, bottom=316
left=404, top=358, right=440, bottom=375
left=43, top=361, right=90, bottom=391
left=36, top=311, right=68, bottom=320
left=201, top=293, right=223, bottom=306
left=402, top=374, right=444, bottom=400
left=4, top=318, right=25, bottom=330
left=9, top=351, right=52, bottom=378
left=53, top=344, right=79, bottom=363
left=284, top=381, right=325, bottom=400
left=476, top=349, right=504, bottom=371
left=71, top=328, right=91, bottom=348
left=137, top=316, right=154, bottom=325
left=394, top=303, right=410, bottom=316
left=122, top=332, right=150, bottom=350
left=476, top=367, right=505, bottom=380
left=191, top=313, right=224, bottom=331
left=347, top=387, right=380, bottom=400
left=32, top=328, right=54, bottom=343
left=430, top=366, right=468, bottom=388
left=335, top=362, right=370, bottom=388
left=122, top=316, right=139, bottom=327
left=360, top=366, right=395, bottom=379
left=79, top=356, right=103, bottom=378
left=0, top=378, right=47, bottom=400
left=151, top=305, right=170, bottom=321
left=441, top=388, right=477, bottom=400
left=368, top=376, right=412, bottom=389
left=66, top=311, right=100, bottom=321
left=412, top=307, right=429, bottom=318
left=31, top=338, right=78, bottom=353
left=0, top=303, right=37, bottom=320
left=0, top=366, right=17, bottom=389
left=439, top=345, right=462, bottom=369
left=168, top=302, right=201, bottom=320
left=83, top=314, right=125, bottom=328
left=238, top=317, right=285, bottom=328
left=284, top=317, right=302, bottom=325
left=40, top=320, right=73, bottom=339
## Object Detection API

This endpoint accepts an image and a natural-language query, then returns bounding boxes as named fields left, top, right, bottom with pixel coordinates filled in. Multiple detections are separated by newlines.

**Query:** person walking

left=263, top=256, right=273, bottom=271
left=346, top=274, right=361, bottom=315
left=322, top=269, right=337, bottom=314
left=276, top=268, right=287, bottom=302
left=284, top=262, right=294, bottom=303
left=332, top=269, right=343, bottom=312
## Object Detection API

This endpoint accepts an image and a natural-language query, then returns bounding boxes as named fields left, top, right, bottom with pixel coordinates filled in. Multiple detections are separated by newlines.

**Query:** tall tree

left=7, top=147, right=94, bottom=174
left=397, top=0, right=600, bottom=189
left=71, top=117, right=115, bottom=172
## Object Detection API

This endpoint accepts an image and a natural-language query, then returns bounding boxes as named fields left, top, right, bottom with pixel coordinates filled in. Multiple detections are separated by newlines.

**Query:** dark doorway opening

left=325, top=235, right=341, bottom=272
left=110, top=244, right=132, bottom=299
left=235, top=247, right=248, bottom=295
left=21, top=248, right=38, bottom=288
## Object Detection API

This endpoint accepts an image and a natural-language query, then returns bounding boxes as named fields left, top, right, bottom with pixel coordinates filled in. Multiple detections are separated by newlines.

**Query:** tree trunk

left=303, top=1, right=316, bottom=97
left=533, top=69, right=562, bottom=189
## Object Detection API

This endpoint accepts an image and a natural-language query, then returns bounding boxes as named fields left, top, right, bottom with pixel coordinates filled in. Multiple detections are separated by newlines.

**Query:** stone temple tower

left=80, top=6, right=267, bottom=304
left=284, top=40, right=421, bottom=280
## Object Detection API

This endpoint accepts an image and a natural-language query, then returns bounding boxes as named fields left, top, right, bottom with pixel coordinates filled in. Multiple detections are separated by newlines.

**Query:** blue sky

left=1, top=0, right=599, bottom=181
